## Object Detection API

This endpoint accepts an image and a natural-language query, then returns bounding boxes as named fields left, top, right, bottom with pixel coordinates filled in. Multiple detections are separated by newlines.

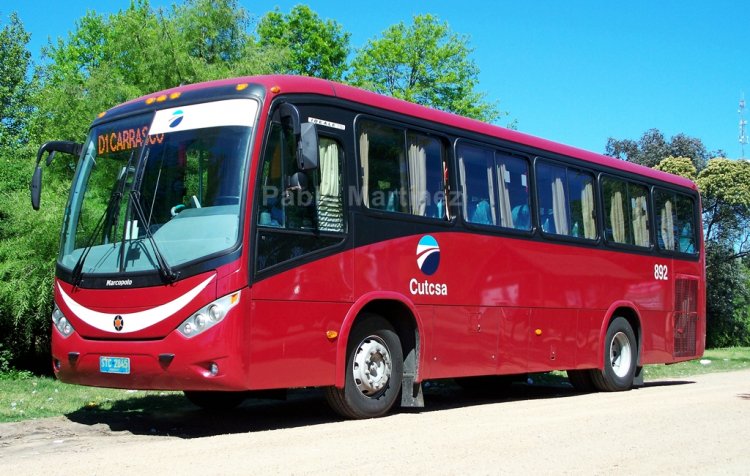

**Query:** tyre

left=183, top=390, right=246, bottom=410
left=590, top=317, right=638, bottom=392
left=325, top=314, right=404, bottom=419
left=566, top=369, right=596, bottom=393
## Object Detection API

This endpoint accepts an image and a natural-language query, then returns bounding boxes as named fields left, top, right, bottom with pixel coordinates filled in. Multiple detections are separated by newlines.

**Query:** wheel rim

left=352, top=335, right=392, bottom=397
left=609, top=331, right=633, bottom=378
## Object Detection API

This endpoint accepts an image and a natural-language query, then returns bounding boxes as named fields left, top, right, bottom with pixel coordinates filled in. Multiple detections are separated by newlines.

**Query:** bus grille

left=674, top=278, right=698, bottom=357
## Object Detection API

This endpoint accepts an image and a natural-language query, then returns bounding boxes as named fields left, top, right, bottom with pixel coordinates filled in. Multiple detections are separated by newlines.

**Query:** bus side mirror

left=297, top=122, right=318, bottom=171
left=276, top=102, right=319, bottom=171
left=30, top=141, right=83, bottom=210
left=30, top=166, right=42, bottom=211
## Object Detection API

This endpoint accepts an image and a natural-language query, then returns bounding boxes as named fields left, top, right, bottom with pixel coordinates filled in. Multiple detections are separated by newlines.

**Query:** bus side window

left=458, top=143, right=496, bottom=225
left=358, top=120, right=448, bottom=220
left=317, top=137, right=344, bottom=232
left=535, top=161, right=570, bottom=236
left=675, top=194, right=696, bottom=253
left=407, top=133, right=446, bottom=219
left=359, top=120, right=408, bottom=213
left=654, top=188, right=676, bottom=251
left=496, top=154, right=531, bottom=231
left=656, top=190, right=697, bottom=254
left=565, top=170, right=595, bottom=239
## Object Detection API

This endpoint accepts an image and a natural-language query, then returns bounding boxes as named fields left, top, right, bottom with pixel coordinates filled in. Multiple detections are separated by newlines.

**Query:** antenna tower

left=740, top=93, right=747, bottom=159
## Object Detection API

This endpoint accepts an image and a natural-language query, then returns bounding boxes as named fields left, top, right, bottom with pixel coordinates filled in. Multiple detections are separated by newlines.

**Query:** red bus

left=31, top=75, right=705, bottom=418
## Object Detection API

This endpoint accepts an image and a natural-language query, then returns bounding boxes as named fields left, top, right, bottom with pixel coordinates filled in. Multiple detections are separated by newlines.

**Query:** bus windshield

left=58, top=98, right=257, bottom=278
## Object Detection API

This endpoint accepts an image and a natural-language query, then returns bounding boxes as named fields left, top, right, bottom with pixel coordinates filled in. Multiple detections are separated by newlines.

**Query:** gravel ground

left=1, top=369, right=749, bottom=475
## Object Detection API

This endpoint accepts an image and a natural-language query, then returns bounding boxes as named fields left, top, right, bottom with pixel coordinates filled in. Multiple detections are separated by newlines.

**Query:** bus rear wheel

left=591, top=317, right=637, bottom=392
left=325, top=314, right=403, bottom=419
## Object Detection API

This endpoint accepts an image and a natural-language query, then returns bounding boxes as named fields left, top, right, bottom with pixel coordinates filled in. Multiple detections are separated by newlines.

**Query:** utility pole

left=739, top=93, right=747, bottom=159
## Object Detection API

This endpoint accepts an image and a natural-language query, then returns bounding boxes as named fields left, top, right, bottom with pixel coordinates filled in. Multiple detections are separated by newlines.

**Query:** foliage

left=0, top=1, right=287, bottom=371
left=0, top=12, right=33, bottom=149
left=605, top=128, right=716, bottom=171
left=705, top=243, right=750, bottom=347
left=653, top=156, right=697, bottom=182
left=257, top=5, right=350, bottom=80
left=349, top=14, right=501, bottom=123
left=1, top=4, right=508, bottom=371
left=34, top=0, right=284, bottom=145
left=696, top=158, right=750, bottom=253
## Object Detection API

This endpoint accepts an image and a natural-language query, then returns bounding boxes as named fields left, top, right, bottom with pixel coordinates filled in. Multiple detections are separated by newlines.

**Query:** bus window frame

left=455, top=138, right=535, bottom=239
left=354, top=113, right=457, bottom=227
left=598, top=173, right=655, bottom=253
left=652, top=186, right=700, bottom=258
left=252, top=101, right=349, bottom=278
left=533, top=156, right=601, bottom=246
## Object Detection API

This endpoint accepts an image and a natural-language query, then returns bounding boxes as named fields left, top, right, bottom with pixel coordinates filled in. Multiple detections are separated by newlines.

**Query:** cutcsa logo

left=169, top=109, right=184, bottom=128
left=416, top=235, right=440, bottom=276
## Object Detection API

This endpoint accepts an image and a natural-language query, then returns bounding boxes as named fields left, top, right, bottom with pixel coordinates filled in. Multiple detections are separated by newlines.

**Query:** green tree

left=0, top=12, right=58, bottom=372
left=653, top=156, right=697, bottom=182
left=606, top=128, right=716, bottom=171
left=349, top=14, right=501, bottom=123
left=655, top=155, right=750, bottom=347
left=705, top=242, right=750, bottom=347
left=0, top=12, right=33, bottom=150
left=696, top=158, right=750, bottom=253
left=34, top=0, right=284, bottom=145
left=257, top=5, right=350, bottom=80
left=1, top=0, right=287, bottom=371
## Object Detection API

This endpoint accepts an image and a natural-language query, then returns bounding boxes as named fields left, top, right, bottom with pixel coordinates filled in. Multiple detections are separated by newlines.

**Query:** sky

left=6, top=0, right=750, bottom=158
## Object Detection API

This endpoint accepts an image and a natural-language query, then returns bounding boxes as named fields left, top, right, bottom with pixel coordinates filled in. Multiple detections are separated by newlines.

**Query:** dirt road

left=2, top=370, right=749, bottom=474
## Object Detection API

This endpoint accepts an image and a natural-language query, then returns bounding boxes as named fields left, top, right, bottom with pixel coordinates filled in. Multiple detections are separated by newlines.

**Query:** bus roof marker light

left=169, top=92, right=181, bottom=100
left=236, top=83, right=249, bottom=91
left=145, top=97, right=156, bottom=105
left=97, top=111, right=106, bottom=118
left=270, top=86, right=281, bottom=94
left=156, top=94, right=168, bottom=103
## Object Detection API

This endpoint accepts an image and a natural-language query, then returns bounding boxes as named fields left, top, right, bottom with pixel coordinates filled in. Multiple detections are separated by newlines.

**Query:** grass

left=0, top=371, right=185, bottom=423
left=1, top=347, right=749, bottom=423
left=642, top=347, right=750, bottom=379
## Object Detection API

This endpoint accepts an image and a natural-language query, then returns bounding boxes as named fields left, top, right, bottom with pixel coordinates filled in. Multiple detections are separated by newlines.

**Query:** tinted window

left=459, top=144, right=496, bottom=225
left=654, top=189, right=697, bottom=254
left=256, top=121, right=344, bottom=271
left=602, top=177, right=650, bottom=247
left=358, top=120, right=447, bottom=219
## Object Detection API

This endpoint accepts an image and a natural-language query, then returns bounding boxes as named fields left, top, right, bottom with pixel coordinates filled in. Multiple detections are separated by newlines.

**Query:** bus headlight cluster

left=178, top=291, right=240, bottom=338
left=52, top=305, right=75, bottom=338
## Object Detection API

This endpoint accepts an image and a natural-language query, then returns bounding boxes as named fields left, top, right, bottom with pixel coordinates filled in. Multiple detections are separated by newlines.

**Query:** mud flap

left=633, top=366, right=644, bottom=388
left=400, top=373, right=424, bottom=407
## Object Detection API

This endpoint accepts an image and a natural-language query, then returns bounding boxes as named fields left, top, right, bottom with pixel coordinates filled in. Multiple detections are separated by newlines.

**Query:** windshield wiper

left=71, top=150, right=136, bottom=287
left=71, top=188, right=124, bottom=287
left=128, top=190, right=178, bottom=283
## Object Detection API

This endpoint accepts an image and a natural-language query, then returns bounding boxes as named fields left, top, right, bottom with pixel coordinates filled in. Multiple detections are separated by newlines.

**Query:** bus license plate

left=99, top=356, right=130, bottom=374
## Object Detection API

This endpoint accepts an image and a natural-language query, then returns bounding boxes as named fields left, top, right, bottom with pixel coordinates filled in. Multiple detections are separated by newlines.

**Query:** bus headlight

left=178, top=291, right=240, bottom=338
left=52, top=305, right=75, bottom=338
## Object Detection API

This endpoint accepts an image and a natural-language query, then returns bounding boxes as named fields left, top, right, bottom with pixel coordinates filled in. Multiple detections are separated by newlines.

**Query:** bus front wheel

left=325, top=314, right=403, bottom=419
left=591, top=317, right=637, bottom=392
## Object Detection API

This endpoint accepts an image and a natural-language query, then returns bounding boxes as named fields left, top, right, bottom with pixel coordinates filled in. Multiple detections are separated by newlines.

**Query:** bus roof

left=114, top=75, right=698, bottom=191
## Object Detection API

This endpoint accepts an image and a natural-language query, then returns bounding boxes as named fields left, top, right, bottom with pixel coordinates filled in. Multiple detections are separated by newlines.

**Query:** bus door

left=249, top=102, right=351, bottom=388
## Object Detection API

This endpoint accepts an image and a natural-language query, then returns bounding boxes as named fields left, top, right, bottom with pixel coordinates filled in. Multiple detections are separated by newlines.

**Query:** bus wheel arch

left=592, top=306, right=642, bottom=391
left=328, top=296, right=424, bottom=418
